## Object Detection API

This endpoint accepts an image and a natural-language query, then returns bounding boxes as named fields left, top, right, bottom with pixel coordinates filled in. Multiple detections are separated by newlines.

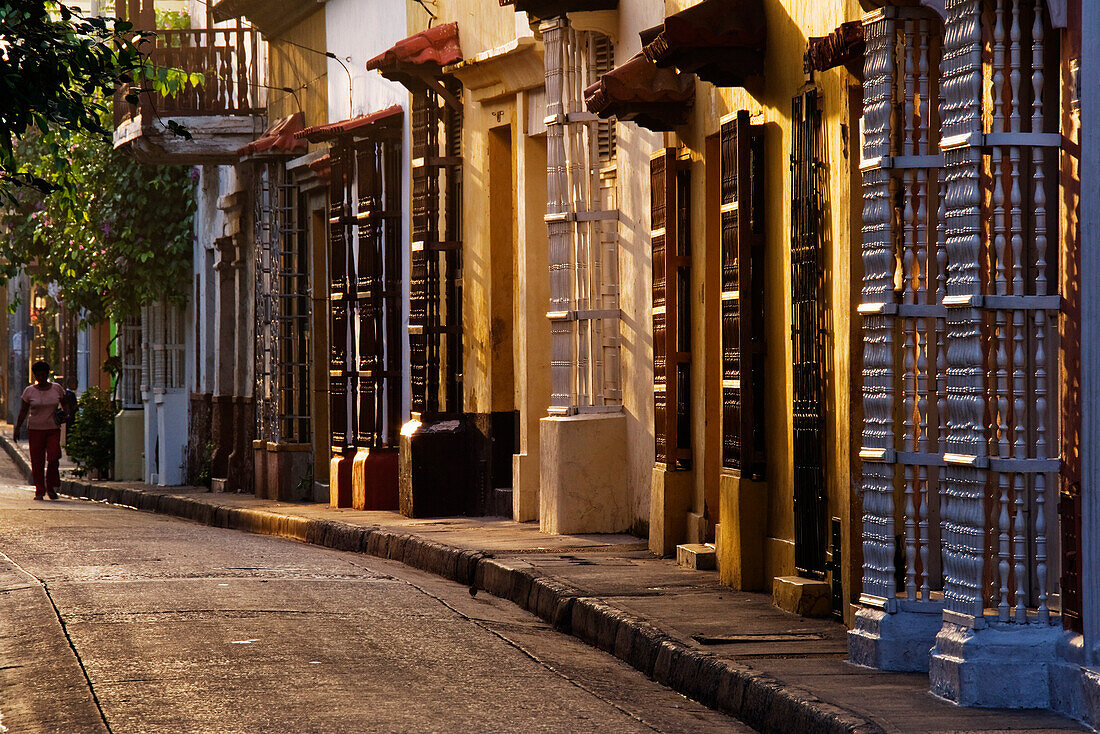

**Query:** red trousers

left=28, top=428, right=61, bottom=497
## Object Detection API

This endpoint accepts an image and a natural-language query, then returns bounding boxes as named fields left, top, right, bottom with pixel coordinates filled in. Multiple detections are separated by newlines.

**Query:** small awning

left=238, top=113, right=308, bottom=157
left=498, top=0, right=616, bottom=20
left=584, top=54, right=694, bottom=132
left=641, top=0, right=766, bottom=87
left=307, top=153, right=332, bottom=182
left=295, top=105, right=404, bottom=144
left=806, top=21, right=864, bottom=73
left=366, top=23, right=463, bottom=76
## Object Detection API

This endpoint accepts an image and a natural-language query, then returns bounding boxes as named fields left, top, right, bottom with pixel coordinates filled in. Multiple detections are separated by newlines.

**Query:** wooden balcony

left=113, top=23, right=265, bottom=164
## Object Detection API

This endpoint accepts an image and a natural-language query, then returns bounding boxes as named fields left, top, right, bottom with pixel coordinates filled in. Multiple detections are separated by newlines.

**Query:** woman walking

left=14, top=361, right=67, bottom=500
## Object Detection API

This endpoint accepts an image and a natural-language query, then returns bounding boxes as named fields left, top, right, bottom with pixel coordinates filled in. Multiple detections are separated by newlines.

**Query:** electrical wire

left=413, top=0, right=436, bottom=28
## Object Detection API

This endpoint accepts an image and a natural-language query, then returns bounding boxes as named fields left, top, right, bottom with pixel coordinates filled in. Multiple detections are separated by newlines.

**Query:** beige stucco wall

left=407, top=0, right=529, bottom=58
left=268, top=9, right=328, bottom=129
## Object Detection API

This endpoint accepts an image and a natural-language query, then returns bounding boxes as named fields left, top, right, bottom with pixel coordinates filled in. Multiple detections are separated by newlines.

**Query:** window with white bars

left=119, top=316, right=142, bottom=409
left=141, top=300, right=185, bottom=392
left=542, top=17, right=621, bottom=415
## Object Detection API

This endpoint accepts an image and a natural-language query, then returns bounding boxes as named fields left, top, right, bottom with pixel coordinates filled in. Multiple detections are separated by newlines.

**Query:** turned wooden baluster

left=916, top=18, right=932, bottom=601
left=1032, top=0, right=1050, bottom=623
left=989, top=0, right=1014, bottom=622
left=903, top=19, right=919, bottom=602
left=1007, top=0, right=1031, bottom=625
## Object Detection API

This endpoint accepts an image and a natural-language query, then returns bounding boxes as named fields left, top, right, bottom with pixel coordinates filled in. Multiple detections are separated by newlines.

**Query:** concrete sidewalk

left=0, top=430, right=1085, bottom=734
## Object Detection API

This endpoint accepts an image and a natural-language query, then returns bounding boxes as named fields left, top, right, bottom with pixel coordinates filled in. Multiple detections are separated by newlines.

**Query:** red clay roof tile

left=365, top=22, right=463, bottom=72
left=238, top=112, right=308, bottom=157
left=294, top=105, right=404, bottom=143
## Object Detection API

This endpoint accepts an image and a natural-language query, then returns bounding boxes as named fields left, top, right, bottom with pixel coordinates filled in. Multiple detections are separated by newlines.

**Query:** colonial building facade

left=103, top=0, right=1100, bottom=724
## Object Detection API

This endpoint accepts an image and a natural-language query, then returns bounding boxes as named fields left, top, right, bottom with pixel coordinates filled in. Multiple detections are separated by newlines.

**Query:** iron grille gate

left=791, top=89, right=828, bottom=577
left=410, top=78, right=463, bottom=419
left=650, top=148, right=691, bottom=468
left=720, top=111, right=767, bottom=479
left=327, top=121, right=404, bottom=453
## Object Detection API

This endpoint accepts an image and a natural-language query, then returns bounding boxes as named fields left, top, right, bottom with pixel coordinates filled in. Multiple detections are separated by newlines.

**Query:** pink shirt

left=22, top=383, right=65, bottom=431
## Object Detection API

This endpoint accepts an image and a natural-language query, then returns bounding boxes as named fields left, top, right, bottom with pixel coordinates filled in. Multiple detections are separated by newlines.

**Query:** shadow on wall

left=614, top=120, right=664, bottom=528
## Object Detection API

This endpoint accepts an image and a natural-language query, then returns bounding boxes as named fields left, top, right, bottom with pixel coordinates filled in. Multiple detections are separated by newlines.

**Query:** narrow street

left=0, top=451, right=748, bottom=734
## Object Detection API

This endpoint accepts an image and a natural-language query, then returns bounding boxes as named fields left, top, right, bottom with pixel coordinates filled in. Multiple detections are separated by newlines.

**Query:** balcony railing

left=114, top=24, right=263, bottom=128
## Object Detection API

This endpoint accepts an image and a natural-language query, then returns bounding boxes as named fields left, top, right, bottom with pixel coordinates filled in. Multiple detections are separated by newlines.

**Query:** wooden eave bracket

left=384, top=62, right=463, bottom=112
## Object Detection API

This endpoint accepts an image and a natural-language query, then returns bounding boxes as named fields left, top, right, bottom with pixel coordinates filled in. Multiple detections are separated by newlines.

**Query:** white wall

left=193, top=165, right=221, bottom=396
left=324, top=0, right=409, bottom=122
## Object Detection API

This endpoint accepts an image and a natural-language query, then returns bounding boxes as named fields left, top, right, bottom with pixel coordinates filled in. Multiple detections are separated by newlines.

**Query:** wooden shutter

left=650, top=148, right=691, bottom=468
left=720, top=111, right=766, bottom=479
left=790, top=90, right=827, bottom=576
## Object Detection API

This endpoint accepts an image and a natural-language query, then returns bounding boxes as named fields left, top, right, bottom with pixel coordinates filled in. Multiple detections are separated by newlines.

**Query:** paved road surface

left=0, top=453, right=749, bottom=734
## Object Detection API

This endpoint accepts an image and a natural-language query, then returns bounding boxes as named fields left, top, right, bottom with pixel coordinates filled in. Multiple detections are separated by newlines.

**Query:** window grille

left=938, top=0, right=1061, bottom=626
left=278, top=182, right=310, bottom=444
left=650, top=148, right=691, bottom=468
left=791, top=89, right=828, bottom=577
left=327, top=122, right=404, bottom=453
left=856, top=2, right=1065, bottom=628
left=355, top=132, right=403, bottom=449
left=119, top=316, right=143, bottom=409
left=719, top=111, right=767, bottom=480
left=543, top=17, right=621, bottom=415
left=255, top=160, right=311, bottom=445
left=165, top=305, right=185, bottom=389
left=254, top=163, right=279, bottom=442
left=410, top=77, right=463, bottom=419
left=858, top=7, right=945, bottom=608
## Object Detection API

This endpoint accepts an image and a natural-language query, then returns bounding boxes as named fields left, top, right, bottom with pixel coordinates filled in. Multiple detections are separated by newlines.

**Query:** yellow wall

left=267, top=8, right=329, bottom=129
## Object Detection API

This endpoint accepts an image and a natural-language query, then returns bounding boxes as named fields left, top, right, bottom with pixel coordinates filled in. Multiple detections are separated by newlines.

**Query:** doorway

left=488, top=124, right=519, bottom=515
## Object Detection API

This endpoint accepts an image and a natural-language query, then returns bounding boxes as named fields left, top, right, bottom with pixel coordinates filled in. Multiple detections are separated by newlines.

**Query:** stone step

left=772, top=575, right=831, bottom=618
left=676, top=543, right=717, bottom=571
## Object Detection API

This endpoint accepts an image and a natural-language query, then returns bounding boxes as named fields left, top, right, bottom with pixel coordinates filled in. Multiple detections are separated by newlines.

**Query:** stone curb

left=0, top=432, right=32, bottom=480
left=0, top=432, right=882, bottom=734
